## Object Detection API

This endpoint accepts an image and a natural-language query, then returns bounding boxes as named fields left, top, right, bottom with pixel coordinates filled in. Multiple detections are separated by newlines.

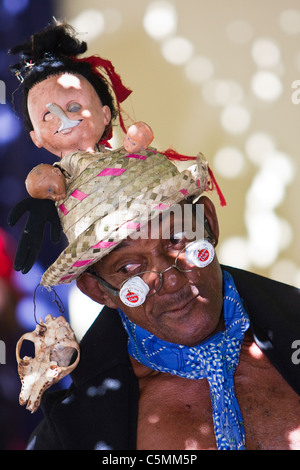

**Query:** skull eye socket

left=19, top=339, right=35, bottom=359
left=50, top=345, right=79, bottom=367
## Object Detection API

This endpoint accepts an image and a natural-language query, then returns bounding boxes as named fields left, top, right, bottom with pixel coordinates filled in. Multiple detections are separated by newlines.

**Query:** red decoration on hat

left=162, top=147, right=226, bottom=207
left=161, top=147, right=197, bottom=162
left=208, top=167, right=227, bottom=207
left=72, top=54, right=132, bottom=135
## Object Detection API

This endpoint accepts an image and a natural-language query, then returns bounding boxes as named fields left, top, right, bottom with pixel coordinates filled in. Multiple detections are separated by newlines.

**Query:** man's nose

left=155, top=257, right=186, bottom=295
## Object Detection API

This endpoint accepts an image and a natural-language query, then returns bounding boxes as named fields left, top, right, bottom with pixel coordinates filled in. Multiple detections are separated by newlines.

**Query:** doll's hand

left=7, top=198, right=62, bottom=273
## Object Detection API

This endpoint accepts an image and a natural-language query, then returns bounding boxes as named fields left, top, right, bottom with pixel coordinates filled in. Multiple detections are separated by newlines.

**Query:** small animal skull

left=16, top=314, right=80, bottom=413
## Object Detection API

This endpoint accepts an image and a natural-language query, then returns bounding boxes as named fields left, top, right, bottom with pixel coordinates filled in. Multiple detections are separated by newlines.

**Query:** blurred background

left=0, top=0, right=299, bottom=449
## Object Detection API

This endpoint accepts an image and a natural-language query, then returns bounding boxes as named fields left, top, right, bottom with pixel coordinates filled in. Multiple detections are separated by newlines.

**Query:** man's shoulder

left=224, top=265, right=300, bottom=395
left=223, top=265, right=300, bottom=312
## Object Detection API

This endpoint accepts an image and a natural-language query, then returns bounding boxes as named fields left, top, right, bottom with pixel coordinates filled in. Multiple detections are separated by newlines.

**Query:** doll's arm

left=7, top=198, right=62, bottom=273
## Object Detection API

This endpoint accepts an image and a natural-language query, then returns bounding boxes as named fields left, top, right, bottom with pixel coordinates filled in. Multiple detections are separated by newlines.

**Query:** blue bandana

left=118, top=270, right=250, bottom=450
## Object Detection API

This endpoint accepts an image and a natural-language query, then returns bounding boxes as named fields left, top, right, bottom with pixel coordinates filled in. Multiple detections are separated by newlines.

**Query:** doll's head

left=123, top=121, right=154, bottom=153
left=9, top=21, right=132, bottom=154
left=26, top=72, right=113, bottom=157
left=25, top=164, right=67, bottom=201
left=9, top=23, right=117, bottom=133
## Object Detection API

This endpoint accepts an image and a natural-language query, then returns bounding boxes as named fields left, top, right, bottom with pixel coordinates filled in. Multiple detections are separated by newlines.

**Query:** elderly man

left=9, top=22, right=300, bottom=450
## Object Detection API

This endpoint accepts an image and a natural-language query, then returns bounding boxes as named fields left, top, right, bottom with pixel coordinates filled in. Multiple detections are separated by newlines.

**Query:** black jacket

left=29, top=266, right=300, bottom=450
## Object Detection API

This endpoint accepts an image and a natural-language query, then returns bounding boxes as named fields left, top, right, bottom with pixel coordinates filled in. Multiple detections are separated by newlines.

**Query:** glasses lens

left=175, top=243, right=199, bottom=272
left=120, top=271, right=163, bottom=303
left=175, top=239, right=215, bottom=271
left=119, top=276, right=150, bottom=307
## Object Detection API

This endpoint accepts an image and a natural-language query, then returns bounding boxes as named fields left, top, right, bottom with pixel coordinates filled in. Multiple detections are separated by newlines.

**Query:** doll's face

left=27, top=73, right=111, bottom=158
left=123, top=122, right=154, bottom=153
left=25, top=164, right=67, bottom=201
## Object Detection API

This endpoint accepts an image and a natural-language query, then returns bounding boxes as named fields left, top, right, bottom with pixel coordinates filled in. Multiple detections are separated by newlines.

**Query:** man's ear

left=197, top=196, right=220, bottom=247
left=30, top=130, right=43, bottom=149
left=76, top=272, right=118, bottom=309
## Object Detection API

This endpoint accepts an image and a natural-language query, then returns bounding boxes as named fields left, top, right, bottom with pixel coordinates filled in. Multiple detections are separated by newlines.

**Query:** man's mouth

left=154, top=283, right=201, bottom=317
left=163, top=293, right=200, bottom=316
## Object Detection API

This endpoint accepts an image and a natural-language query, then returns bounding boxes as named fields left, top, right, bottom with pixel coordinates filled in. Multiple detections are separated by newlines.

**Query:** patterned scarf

left=118, top=270, right=250, bottom=450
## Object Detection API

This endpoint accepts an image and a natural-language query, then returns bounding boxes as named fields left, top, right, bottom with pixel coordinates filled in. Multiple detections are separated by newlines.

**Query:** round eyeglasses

left=88, top=237, right=215, bottom=308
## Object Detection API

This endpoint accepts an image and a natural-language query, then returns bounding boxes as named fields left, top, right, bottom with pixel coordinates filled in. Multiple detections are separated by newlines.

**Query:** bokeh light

left=161, top=36, right=194, bottom=65
left=143, top=1, right=177, bottom=41
left=185, top=55, right=214, bottom=84
left=220, top=104, right=251, bottom=134
left=251, top=71, right=283, bottom=102
left=70, top=9, right=105, bottom=42
left=251, top=38, right=281, bottom=68
left=214, top=147, right=245, bottom=179
left=101, top=8, right=123, bottom=34
left=3, top=0, right=30, bottom=15
left=245, top=132, right=276, bottom=166
left=246, top=170, right=286, bottom=211
left=202, top=79, right=244, bottom=107
left=0, top=106, right=22, bottom=145
left=279, top=9, right=300, bottom=35
left=68, top=284, right=103, bottom=340
left=219, top=237, right=251, bottom=270
left=245, top=209, right=282, bottom=268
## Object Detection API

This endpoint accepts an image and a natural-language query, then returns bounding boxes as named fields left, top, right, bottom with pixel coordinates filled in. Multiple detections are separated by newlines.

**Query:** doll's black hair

left=9, top=21, right=118, bottom=132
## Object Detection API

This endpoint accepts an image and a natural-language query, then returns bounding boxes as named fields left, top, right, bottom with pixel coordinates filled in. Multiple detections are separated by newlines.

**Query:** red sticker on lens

left=198, top=249, right=209, bottom=262
left=126, top=291, right=139, bottom=303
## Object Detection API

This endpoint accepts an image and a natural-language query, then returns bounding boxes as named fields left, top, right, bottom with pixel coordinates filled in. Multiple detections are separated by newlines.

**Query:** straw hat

left=41, top=147, right=214, bottom=286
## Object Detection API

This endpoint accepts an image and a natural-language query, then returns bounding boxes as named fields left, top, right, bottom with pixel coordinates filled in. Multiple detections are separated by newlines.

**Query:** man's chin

left=153, top=315, right=216, bottom=347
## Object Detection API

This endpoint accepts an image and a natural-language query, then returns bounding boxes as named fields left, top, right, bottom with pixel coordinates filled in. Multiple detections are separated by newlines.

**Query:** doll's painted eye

left=67, top=102, right=81, bottom=113
left=43, top=111, right=53, bottom=122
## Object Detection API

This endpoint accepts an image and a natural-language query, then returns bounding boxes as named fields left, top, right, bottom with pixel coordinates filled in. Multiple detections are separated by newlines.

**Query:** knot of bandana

left=118, top=270, right=250, bottom=450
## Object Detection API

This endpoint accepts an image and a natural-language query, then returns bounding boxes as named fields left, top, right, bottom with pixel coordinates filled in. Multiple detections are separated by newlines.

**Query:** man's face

left=87, top=198, right=223, bottom=347
left=27, top=73, right=111, bottom=158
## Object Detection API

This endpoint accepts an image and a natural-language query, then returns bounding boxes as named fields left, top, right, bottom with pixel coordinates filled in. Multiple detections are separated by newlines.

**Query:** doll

left=8, top=21, right=132, bottom=272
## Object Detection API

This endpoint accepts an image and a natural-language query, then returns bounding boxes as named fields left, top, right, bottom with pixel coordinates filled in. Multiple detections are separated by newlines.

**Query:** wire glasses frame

left=87, top=236, right=214, bottom=300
